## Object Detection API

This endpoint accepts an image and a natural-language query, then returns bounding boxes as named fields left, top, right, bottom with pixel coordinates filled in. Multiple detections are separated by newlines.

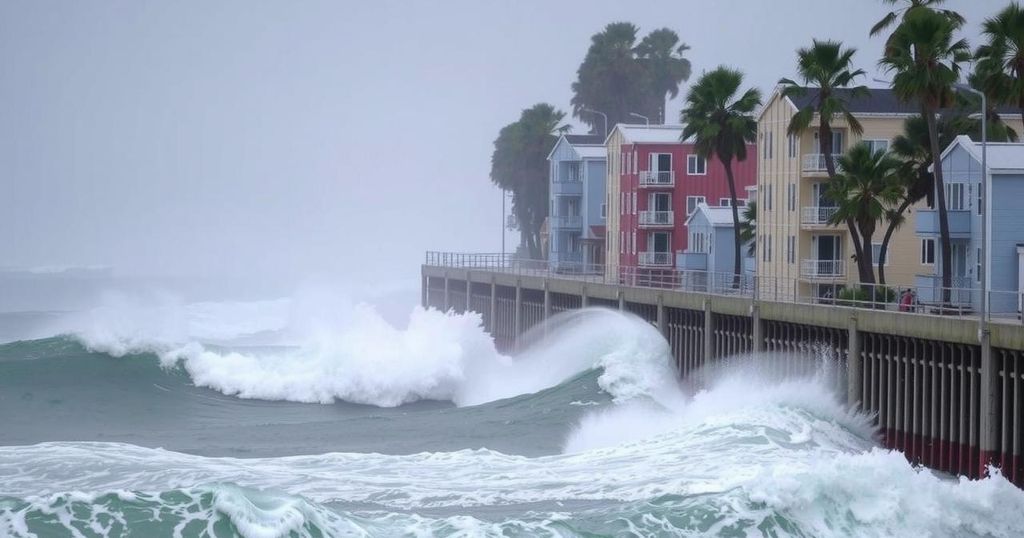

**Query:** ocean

left=1, top=297, right=1023, bottom=537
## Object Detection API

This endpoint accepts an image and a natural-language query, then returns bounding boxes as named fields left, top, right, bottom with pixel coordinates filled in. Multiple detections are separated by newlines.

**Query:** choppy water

left=2, top=301, right=1023, bottom=537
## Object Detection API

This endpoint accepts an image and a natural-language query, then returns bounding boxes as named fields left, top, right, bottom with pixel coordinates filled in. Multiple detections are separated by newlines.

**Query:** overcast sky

left=0, top=0, right=1007, bottom=292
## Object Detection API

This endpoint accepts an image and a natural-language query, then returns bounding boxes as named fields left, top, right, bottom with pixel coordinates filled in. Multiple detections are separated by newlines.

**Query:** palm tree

left=879, top=6, right=970, bottom=302
left=975, top=2, right=1024, bottom=126
left=681, top=67, right=761, bottom=282
left=778, top=39, right=872, bottom=282
left=739, top=200, right=757, bottom=258
left=827, top=144, right=903, bottom=285
left=636, top=29, right=692, bottom=124
left=871, top=0, right=964, bottom=41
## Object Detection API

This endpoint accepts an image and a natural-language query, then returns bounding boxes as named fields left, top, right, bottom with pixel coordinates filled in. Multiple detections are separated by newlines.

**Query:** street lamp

left=629, top=112, right=649, bottom=126
left=501, top=190, right=514, bottom=264
left=953, top=83, right=989, bottom=337
left=580, top=107, right=608, bottom=139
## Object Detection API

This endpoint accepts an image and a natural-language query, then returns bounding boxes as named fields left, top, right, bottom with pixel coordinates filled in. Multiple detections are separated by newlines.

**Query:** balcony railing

left=554, top=169, right=583, bottom=183
left=915, top=209, right=971, bottom=236
left=639, top=251, right=673, bottom=267
left=800, top=259, right=845, bottom=278
left=551, top=215, right=582, bottom=228
left=801, top=206, right=839, bottom=225
left=638, top=210, right=674, bottom=227
left=639, top=170, right=675, bottom=187
left=802, top=154, right=843, bottom=172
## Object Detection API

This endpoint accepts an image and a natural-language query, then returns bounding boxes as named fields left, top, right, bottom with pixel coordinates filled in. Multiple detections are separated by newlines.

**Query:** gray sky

left=0, top=0, right=1007, bottom=290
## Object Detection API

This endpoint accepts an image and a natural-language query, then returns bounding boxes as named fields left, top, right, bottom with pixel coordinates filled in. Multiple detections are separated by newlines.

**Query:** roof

left=786, top=87, right=919, bottom=115
left=564, top=134, right=604, bottom=145
left=607, top=124, right=688, bottom=145
left=685, top=203, right=737, bottom=227
left=936, top=135, right=1024, bottom=174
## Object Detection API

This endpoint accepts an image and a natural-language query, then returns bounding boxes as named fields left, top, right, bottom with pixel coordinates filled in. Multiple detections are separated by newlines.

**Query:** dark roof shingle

left=787, top=87, right=919, bottom=114
left=564, top=134, right=605, bottom=145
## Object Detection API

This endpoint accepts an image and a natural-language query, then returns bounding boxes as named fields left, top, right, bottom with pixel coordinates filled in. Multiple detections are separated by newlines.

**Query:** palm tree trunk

left=924, top=107, right=953, bottom=304
left=723, top=159, right=742, bottom=287
left=858, top=219, right=875, bottom=285
left=877, top=198, right=912, bottom=285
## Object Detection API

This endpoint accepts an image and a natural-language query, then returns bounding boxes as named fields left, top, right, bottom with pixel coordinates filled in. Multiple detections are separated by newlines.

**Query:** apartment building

left=547, top=134, right=607, bottom=272
left=757, top=87, right=927, bottom=299
left=604, top=124, right=756, bottom=281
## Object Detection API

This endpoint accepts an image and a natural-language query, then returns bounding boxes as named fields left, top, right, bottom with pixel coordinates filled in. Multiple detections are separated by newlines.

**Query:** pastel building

left=916, top=135, right=1024, bottom=314
left=604, top=124, right=756, bottom=281
left=679, top=200, right=756, bottom=276
left=547, top=134, right=607, bottom=272
left=756, top=87, right=926, bottom=299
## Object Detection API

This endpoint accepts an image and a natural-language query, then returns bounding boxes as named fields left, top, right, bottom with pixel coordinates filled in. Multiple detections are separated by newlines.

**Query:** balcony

left=800, top=259, right=845, bottom=279
left=638, top=210, right=674, bottom=228
left=639, top=170, right=675, bottom=188
left=802, top=154, right=843, bottom=173
left=801, top=206, right=839, bottom=226
left=550, top=215, right=582, bottom=229
left=915, top=209, right=971, bottom=238
left=677, top=252, right=707, bottom=270
left=639, top=251, right=673, bottom=267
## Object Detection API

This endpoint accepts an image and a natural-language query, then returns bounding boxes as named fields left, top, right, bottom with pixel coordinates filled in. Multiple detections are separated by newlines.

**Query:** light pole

left=580, top=107, right=608, bottom=139
left=954, top=83, right=988, bottom=338
left=629, top=112, right=649, bottom=126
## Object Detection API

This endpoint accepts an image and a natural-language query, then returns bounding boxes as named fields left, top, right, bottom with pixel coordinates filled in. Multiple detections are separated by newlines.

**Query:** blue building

left=916, top=135, right=1024, bottom=314
left=678, top=202, right=755, bottom=277
left=547, top=134, right=607, bottom=272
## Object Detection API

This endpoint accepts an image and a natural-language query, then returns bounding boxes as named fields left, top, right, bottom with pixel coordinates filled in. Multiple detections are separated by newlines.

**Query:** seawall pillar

left=751, top=303, right=763, bottom=352
left=514, top=279, right=523, bottom=349
left=979, top=328, right=997, bottom=476
left=703, top=299, right=715, bottom=362
left=443, top=272, right=450, bottom=311
left=847, top=315, right=862, bottom=409
left=657, top=294, right=666, bottom=336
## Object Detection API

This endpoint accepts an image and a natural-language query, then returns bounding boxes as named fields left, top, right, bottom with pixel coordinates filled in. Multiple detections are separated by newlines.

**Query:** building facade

left=547, top=134, right=607, bottom=272
left=678, top=202, right=756, bottom=275
left=604, top=124, right=756, bottom=281
left=916, top=135, right=1024, bottom=314
left=756, top=87, right=928, bottom=300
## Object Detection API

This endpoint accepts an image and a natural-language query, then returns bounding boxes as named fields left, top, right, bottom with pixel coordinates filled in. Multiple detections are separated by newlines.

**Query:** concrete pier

left=423, top=263, right=1024, bottom=487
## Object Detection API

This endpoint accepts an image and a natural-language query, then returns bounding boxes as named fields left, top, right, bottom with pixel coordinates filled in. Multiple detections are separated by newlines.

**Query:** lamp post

left=954, top=83, right=988, bottom=338
left=629, top=112, right=650, bottom=126
left=580, top=107, right=608, bottom=139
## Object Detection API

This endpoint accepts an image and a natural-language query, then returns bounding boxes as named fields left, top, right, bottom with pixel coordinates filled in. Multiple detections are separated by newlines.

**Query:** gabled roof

left=564, top=134, right=604, bottom=145
left=935, top=135, right=1024, bottom=175
left=685, top=203, right=737, bottom=227
left=575, top=145, right=607, bottom=159
left=547, top=133, right=608, bottom=161
left=788, top=87, right=919, bottom=115
left=606, top=123, right=688, bottom=145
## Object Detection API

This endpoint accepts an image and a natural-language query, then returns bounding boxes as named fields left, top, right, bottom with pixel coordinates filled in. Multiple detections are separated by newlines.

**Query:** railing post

left=847, top=314, right=861, bottom=409
left=979, top=327, right=998, bottom=476
left=465, top=272, right=472, bottom=312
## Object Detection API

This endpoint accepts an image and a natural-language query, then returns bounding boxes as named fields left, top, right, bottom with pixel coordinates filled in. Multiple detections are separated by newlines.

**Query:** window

left=788, top=133, right=797, bottom=158
left=720, top=198, right=731, bottom=206
left=687, top=195, right=706, bottom=215
left=977, top=183, right=983, bottom=215
left=787, top=183, right=796, bottom=212
left=633, top=150, right=638, bottom=174
left=687, top=154, right=707, bottom=175
left=766, top=184, right=773, bottom=211
left=767, top=235, right=773, bottom=262
left=872, top=242, right=888, bottom=266
left=788, top=235, right=796, bottom=264
left=632, top=192, right=637, bottom=214
left=864, top=139, right=889, bottom=154
left=977, top=247, right=982, bottom=282
left=921, top=238, right=935, bottom=265
left=760, top=235, right=766, bottom=262
left=600, top=203, right=607, bottom=219
left=632, top=231, right=637, bottom=255
left=815, top=130, right=844, bottom=154
left=946, top=183, right=966, bottom=211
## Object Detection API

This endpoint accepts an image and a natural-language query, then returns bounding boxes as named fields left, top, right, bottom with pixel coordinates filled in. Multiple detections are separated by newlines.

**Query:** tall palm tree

left=681, top=67, right=761, bottom=282
left=975, top=2, right=1024, bottom=126
left=636, top=29, right=692, bottom=124
left=778, top=39, right=872, bottom=282
left=871, top=0, right=964, bottom=41
left=827, top=144, right=903, bottom=285
left=879, top=6, right=971, bottom=301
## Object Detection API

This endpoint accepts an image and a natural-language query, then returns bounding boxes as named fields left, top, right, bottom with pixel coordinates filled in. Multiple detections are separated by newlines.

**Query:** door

left=814, top=235, right=842, bottom=276
left=650, top=192, right=671, bottom=211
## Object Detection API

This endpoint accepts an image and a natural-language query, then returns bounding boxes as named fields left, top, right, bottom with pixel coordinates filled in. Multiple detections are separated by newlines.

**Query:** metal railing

left=554, top=168, right=583, bottom=183
left=424, top=251, right=1024, bottom=323
left=550, top=215, right=582, bottom=228
left=638, top=251, right=673, bottom=267
left=639, top=170, right=675, bottom=187
left=801, top=206, right=838, bottom=225
left=638, top=210, right=674, bottom=227
left=800, top=259, right=845, bottom=278
left=802, top=153, right=844, bottom=172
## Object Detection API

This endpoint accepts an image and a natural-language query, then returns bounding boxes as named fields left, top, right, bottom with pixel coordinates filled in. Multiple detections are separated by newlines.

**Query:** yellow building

left=757, top=87, right=928, bottom=301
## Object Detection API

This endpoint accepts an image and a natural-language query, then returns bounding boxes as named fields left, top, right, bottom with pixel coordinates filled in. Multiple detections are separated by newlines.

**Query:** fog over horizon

left=0, top=0, right=1004, bottom=297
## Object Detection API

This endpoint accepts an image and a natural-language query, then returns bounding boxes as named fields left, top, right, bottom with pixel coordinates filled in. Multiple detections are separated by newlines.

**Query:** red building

left=607, top=124, right=757, bottom=270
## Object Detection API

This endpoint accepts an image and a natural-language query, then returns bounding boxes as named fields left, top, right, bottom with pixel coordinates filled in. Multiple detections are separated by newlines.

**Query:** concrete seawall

left=423, top=263, right=1024, bottom=486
